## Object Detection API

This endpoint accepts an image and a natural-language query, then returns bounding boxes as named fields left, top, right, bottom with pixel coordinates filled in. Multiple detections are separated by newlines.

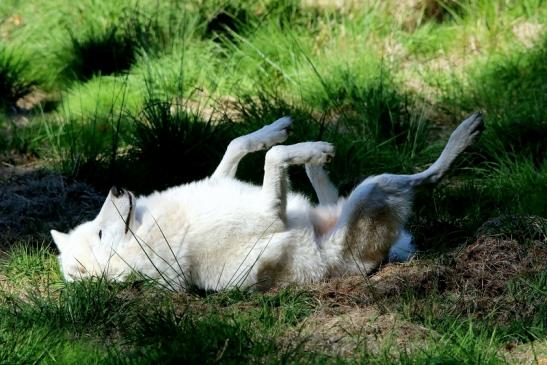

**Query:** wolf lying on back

left=51, top=112, right=483, bottom=291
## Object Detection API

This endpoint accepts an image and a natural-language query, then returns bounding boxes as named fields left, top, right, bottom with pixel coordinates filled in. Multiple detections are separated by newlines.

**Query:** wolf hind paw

left=448, top=112, right=484, bottom=152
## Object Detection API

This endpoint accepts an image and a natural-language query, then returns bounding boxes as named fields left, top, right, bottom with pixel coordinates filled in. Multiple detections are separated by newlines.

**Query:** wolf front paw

left=299, top=141, right=335, bottom=164
left=237, top=116, right=292, bottom=152
left=267, top=141, right=335, bottom=165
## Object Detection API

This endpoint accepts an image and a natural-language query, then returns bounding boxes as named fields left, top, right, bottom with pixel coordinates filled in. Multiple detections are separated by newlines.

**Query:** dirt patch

left=512, top=22, right=544, bottom=49
left=0, top=170, right=103, bottom=246
left=504, top=339, right=547, bottom=365
left=305, top=260, right=448, bottom=311
left=0, top=152, right=45, bottom=180
left=439, top=235, right=547, bottom=330
left=289, top=306, right=433, bottom=358
left=15, top=88, right=58, bottom=112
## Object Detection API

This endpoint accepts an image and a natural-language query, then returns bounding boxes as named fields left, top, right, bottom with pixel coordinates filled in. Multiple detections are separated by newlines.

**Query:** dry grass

left=451, top=237, right=545, bottom=306
left=272, top=230, right=546, bottom=361
left=288, top=306, right=433, bottom=358
left=299, top=226, right=546, bottom=327
left=505, top=339, right=547, bottom=365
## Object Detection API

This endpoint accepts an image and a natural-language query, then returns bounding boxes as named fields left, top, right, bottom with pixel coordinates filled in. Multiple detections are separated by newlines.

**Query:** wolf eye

left=98, top=230, right=102, bottom=239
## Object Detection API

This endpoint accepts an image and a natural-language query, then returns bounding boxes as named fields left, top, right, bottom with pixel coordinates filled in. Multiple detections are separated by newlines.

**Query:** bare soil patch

left=0, top=170, right=103, bottom=246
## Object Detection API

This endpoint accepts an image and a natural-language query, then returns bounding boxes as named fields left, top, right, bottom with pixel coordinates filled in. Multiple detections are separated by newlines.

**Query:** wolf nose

left=110, top=185, right=124, bottom=197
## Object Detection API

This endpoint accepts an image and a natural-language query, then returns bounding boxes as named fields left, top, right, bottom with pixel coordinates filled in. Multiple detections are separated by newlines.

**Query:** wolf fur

left=51, top=113, right=483, bottom=291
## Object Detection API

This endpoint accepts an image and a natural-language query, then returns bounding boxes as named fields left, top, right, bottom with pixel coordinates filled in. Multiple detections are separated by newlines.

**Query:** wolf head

left=51, top=186, right=136, bottom=281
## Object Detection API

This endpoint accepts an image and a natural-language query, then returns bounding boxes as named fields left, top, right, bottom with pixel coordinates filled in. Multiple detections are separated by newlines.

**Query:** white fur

left=51, top=113, right=483, bottom=291
left=388, top=230, right=416, bottom=262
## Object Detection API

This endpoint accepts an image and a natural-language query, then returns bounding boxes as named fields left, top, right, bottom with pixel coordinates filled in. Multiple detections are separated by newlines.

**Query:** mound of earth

left=294, top=218, right=546, bottom=358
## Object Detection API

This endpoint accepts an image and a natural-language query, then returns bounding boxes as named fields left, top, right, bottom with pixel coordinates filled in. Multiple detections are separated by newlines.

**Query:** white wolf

left=51, top=112, right=483, bottom=291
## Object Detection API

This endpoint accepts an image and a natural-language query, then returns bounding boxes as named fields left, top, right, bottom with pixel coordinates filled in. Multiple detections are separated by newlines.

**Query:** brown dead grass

left=351, top=217, right=543, bottom=298
left=290, top=306, right=433, bottom=358
left=450, top=237, right=546, bottom=312
left=505, top=339, right=547, bottom=365
left=292, top=223, right=546, bottom=355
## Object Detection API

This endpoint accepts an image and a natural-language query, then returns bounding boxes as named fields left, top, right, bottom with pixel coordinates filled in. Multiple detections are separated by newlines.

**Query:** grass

left=1, top=239, right=545, bottom=364
left=125, top=98, right=235, bottom=192
left=0, top=46, right=37, bottom=111
left=0, top=0, right=546, bottom=363
left=0, top=246, right=322, bottom=363
left=64, top=7, right=173, bottom=81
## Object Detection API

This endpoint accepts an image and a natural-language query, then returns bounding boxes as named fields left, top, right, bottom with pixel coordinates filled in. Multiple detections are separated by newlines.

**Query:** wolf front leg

left=211, top=117, right=292, bottom=179
left=263, top=142, right=335, bottom=223
left=324, top=112, right=484, bottom=275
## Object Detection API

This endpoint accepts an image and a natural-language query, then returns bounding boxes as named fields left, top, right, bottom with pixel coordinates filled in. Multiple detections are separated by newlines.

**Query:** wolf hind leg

left=323, top=112, right=484, bottom=274
left=311, top=112, right=482, bottom=216
left=410, top=111, right=483, bottom=186
left=322, top=174, right=413, bottom=274
left=212, top=117, right=292, bottom=179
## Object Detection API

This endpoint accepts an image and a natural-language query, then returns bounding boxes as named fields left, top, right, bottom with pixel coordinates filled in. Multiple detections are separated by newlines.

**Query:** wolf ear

left=51, top=230, right=69, bottom=252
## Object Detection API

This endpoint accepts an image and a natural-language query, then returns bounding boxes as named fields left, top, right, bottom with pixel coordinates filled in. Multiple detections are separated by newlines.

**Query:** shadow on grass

left=50, top=66, right=435, bottom=199
left=0, top=170, right=103, bottom=245
left=64, top=8, right=172, bottom=81
left=0, top=47, right=38, bottom=111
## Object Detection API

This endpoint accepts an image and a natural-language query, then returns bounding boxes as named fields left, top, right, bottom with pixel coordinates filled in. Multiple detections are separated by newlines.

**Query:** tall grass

left=65, top=8, right=174, bottom=81
left=125, top=98, right=234, bottom=192
left=411, top=33, right=547, bottom=244
left=0, top=47, right=37, bottom=110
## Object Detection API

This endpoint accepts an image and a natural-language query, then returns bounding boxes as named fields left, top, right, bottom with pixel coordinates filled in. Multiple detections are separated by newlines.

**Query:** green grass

left=124, top=98, right=235, bottom=192
left=0, top=0, right=546, bottom=363
left=2, top=242, right=545, bottom=364
left=0, top=245, right=322, bottom=364
left=0, top=46, right=37, bottom=111
left=64, top=7, right=173, bottom=82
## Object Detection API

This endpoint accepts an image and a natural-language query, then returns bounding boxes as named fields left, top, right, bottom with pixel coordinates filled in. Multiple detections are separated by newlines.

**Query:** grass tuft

left=125, top=98, right=235, bottom=193
left=65, top=8, right=171, bottom=81
left=0, top=47, right=37, bottom=111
